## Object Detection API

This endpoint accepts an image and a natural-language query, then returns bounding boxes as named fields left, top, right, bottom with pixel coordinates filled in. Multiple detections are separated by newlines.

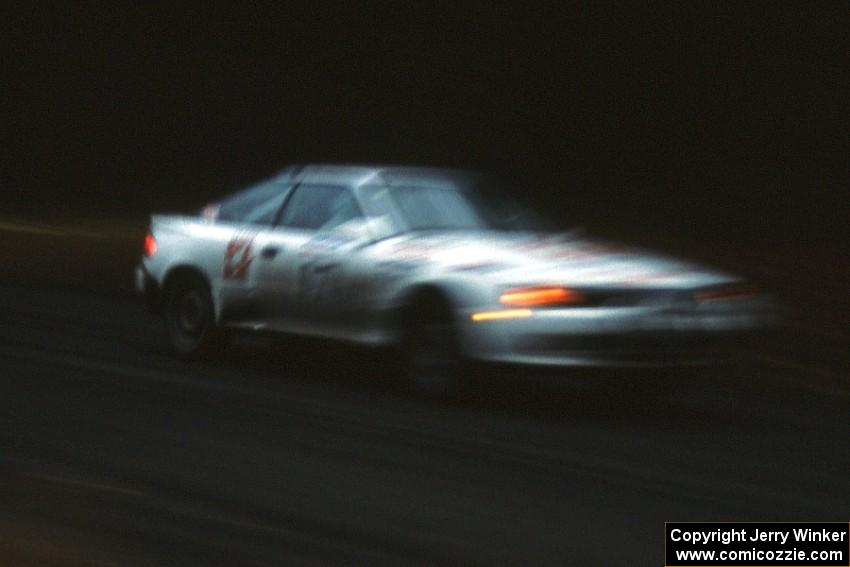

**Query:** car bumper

left=458, top=304, right=776, bottom=367
left=135, top=264, right=161, bottom=313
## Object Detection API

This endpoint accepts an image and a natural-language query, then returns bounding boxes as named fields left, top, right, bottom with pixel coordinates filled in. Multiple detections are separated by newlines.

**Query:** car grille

left=581, top=289, right=696, bottom=308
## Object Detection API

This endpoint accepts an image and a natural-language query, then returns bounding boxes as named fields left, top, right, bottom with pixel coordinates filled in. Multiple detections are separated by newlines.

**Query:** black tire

left=163, top=273, right=223, bottom=357
left=399, top=295, right=467, bottom=397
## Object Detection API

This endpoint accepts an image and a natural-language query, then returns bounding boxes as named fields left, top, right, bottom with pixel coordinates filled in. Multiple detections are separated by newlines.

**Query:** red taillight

left=144, top=232, right=157, bottom=257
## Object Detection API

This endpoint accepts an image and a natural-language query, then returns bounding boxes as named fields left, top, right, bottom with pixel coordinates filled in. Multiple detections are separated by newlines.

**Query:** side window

left=242, top=190, right=290, bottom=225
left=217, top=182, right=292, bottom=225
left=278, top=185, right=362, bottom=231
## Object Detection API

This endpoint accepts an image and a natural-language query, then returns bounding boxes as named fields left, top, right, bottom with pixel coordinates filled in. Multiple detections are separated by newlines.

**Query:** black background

left=1, top=6, right=849, bottom=565
left=2, top=3, right=847, bottom=253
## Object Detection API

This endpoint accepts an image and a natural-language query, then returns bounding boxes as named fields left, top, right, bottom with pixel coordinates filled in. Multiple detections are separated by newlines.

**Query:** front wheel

left=163, top=274, right=223, bottom=357
left=399, top=298, right=467, bottom=397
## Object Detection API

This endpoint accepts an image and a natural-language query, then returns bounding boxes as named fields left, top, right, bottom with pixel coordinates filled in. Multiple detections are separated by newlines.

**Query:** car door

left=213, top=180, right=293, bottom=325
left=253, top=184, right=365, bottom=335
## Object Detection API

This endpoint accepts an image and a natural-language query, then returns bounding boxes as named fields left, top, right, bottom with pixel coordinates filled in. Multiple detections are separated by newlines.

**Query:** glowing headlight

left=499, top=286, right=584, bottom=307
left=471, top=309, right=533, bottom=322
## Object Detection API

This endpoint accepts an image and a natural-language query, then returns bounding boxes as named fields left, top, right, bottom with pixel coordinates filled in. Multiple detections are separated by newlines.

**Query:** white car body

left=137, top=165, right=774, bottom=367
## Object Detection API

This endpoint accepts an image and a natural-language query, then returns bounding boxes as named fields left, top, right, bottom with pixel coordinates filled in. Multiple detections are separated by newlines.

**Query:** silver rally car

left=137, top=165, right=774, bottom=391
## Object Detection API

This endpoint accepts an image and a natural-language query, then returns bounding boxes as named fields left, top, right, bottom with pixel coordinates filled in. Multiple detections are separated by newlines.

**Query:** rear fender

left=161, top=265, right=220, bottom=322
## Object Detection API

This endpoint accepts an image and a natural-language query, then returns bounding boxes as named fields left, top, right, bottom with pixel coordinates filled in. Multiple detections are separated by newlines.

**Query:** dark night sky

left=1, top=3, right=847, bottom=249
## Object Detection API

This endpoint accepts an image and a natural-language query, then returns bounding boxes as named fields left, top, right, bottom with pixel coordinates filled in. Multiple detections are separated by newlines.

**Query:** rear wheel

left=163, top=273, right=223, bottom=357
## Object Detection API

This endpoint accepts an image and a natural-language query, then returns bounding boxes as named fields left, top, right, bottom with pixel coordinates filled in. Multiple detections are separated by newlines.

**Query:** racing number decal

left=223, top=233, right=256, bottom=281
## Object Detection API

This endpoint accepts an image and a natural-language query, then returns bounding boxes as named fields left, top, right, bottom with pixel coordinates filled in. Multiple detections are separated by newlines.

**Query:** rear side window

left=216, top=181, right=292, bottom=225
left=278, top=185, right=362, bottom=230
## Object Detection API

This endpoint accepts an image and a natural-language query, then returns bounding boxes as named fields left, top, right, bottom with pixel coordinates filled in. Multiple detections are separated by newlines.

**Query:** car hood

left=380, top=231, right=739, bottom=289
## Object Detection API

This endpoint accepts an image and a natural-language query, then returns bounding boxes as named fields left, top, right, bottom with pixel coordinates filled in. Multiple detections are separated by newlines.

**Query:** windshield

left=386, top=181, right=553, bottom=233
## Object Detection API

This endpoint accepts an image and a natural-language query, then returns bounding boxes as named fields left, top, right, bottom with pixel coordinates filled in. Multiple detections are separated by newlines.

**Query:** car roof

left=277, top=164, right=480, bottom=189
